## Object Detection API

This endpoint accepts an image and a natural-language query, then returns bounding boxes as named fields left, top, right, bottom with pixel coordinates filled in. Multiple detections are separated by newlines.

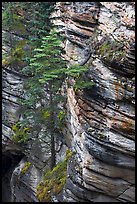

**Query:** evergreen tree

left=2, top=2, right=55, bottom=67
left=26, top=2, right=55, bottom=47
left=19, top=29, right=93, bottom=169
left=21, top=29, right=67, bottom=168
left=3, top=2, right=95, bottom=169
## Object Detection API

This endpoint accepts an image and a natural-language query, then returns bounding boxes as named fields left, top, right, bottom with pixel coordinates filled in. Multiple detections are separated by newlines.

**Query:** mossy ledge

left=36, top=149, right=73, bottom=202
left=21, top=162, right=31, bottom=174
left=12, top=122, right=30, bottom=144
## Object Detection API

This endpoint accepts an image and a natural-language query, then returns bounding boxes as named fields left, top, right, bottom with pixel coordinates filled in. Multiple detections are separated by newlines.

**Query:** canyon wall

left=2, top=2, right=135, bottom=202
left=52, top=2, right=135, bottom=202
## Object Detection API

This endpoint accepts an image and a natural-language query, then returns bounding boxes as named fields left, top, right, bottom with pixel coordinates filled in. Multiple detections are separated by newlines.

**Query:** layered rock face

left=2, top=68, right=67, bottom=201
left=2, top=2, right=135, bottom=202
left=53, top=2, right=135, bottom=202
left=2, top=68, right=25, bottom=201
left=2, top=67, right=66, bottom=201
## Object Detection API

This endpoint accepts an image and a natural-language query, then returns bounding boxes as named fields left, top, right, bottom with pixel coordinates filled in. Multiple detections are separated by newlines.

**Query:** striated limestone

left=2, top=62, right=67, bottom=201
left=54, top=2, right=135, bottom=202
left=2, top=2, right=135, bottom=202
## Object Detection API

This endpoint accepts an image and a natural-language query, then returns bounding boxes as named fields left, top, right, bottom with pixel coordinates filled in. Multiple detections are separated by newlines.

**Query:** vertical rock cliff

left=2, top=2, right=135, bottom=202
left=53, top=2, right=135, bottom=202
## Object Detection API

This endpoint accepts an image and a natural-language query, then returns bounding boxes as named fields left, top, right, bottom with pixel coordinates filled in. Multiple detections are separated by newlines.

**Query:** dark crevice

left=2, top=152, right=24, bottom=202
left=3, top=67, right=28, bottom=79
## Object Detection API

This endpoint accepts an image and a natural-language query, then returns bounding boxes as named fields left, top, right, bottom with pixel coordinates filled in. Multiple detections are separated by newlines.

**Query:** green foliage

left=3, top=1, right=94, bottom=167
left=2, top=2, right=16, bottom=32
left=22, top=29, right=66, bottom=77
left=74, top=79, right=96, bottom=91
left=21, top=28, right=95, bottom=134
left=97, top=37, right=126, bottom=62
left=65, top=64, right=89, bottom=78
left=21, top=29, right=67, bottom=131
left=19, top=28, right=96, bottom=144
left=2, top=2, right=29, bottom=67
left=42, top=110, right=51, bottom=119
left=2, top=2, right=55, bottom=68
left=2, top=2, right=28, bottom=42
left=2, top=57, right=10, bottom=66
left=12, top=122, right=30, bottom=144
left=58, top=111, right=65, bottom=121
left=57, top=110, right=66, bottom=129
left=85, top=29, right=127, bottom=68
left=21, top=162, right=31, bottom=174
left=3, top=39, right=28, bottom=67
left=64, top=64, right=96, bottom=91
left=87, top=30, right=126, bottom=64
left=36, top=149, right=73, bottom=202
left=28, top=2, right=55, bottom=42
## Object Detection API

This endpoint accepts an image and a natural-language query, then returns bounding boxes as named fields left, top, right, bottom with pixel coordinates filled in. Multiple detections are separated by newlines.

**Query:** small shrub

left=12, top=122, right=30, bottom=144
left=96, top=36, right=126, bottom=63
left=58, top=110, right=65, bottom=121
left=21, top=162, right=31, bottom=174
left=36, top=149, right=73, bottom=202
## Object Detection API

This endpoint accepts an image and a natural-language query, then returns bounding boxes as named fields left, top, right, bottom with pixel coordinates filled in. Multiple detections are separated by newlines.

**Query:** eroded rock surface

left=2, top=64, right=67, bottom=202
left=2, top=2, right=135, bottom=202
left=53, top=2, right=135, bottom=202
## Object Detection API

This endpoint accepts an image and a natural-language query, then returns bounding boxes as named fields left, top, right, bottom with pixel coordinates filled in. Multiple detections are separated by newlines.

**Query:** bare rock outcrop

left=53, top=2, right=135, bottom=202
left=2, top=2, right=135, bottom=202
left=2, top=62, right=66, bottom=202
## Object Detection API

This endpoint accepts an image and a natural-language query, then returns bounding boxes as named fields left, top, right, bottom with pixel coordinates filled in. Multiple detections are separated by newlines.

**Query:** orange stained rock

left=78, top=99, right=91, bottom=111
left=78, top=115, right=86, bottom=125
left=114, top=80, right=125, bottom=101
left=112, top=116, right=134, bottom=135
left=69, top=12, right=97, bottom=24
left=68, top=22, right=93, bottom=37
left=121, top=12, right=134, bottom=26
left=67, top=87, right=77, bottom=106
left=72, top=20, right=94, bottom=32
left=74, top=104, right=80, bottom=116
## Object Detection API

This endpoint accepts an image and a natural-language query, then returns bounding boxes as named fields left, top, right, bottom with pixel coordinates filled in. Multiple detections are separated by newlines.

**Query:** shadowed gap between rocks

left=2, top=152, right=24, bottom=202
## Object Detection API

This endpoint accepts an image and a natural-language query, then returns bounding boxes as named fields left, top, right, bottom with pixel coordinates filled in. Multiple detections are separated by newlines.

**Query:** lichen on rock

left=36, top=149, right=73, bottom=202
left=21, top=161, right=31, bottom=174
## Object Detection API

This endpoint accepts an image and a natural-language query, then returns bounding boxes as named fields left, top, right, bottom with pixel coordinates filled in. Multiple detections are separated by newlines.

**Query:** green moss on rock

left=36, top=149, right=73, bottom=202
left=12, top=122, right=30, bottom=144
left=97, top=38, right=126, bottom=63
left=21, top=162, right=31, bottom=174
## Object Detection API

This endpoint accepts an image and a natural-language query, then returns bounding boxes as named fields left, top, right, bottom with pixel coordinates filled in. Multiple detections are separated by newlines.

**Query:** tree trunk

left=9, top=4, right=14, bottom=54
left=50, top=129, right=56, bottom=169
left=49, top=82, right=56, bottom=169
